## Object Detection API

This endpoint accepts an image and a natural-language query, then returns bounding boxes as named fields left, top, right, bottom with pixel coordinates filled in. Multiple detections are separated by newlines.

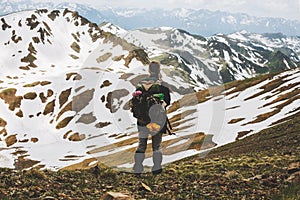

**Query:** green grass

left=0, top=106, right=299, bottom=199
left=272, top=182, right=300, bottom=200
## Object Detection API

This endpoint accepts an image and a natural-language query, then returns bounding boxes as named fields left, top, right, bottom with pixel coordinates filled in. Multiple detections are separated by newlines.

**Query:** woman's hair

left=149, top=61, right=161, bottom=79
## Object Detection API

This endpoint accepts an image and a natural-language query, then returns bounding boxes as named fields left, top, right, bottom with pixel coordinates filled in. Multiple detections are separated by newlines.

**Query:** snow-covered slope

left=0, top=9, right=101, bottom=72
left=0, top=8, right=104, bottom=169
left=0, top=9, right=299, bottom=172
left=67, top=66, right=300, bottom=171
left=0, top=9, right=200, bottom=170
left=0, top=8, right=140, bottom=170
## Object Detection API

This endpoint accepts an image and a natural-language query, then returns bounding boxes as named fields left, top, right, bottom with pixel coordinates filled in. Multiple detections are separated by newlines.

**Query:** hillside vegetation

left=0, top=112, right=299, bottom=199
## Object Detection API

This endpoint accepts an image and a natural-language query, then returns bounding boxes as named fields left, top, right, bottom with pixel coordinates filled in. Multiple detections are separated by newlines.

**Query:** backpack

left=131, top=83, right=167, bottom=129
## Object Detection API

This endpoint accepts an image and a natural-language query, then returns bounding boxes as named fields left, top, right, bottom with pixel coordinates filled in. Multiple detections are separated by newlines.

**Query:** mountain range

left=0, top=7, right=299, bottom=171
left=1, top=0, right=300, bottom=37
left=101, top=23, right=300, bottom=87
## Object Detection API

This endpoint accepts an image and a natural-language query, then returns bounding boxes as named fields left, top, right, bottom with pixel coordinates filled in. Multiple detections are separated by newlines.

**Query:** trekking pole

left=166, top=116, right=175, bottom=135
left=167, top=117, right=172, bottom=130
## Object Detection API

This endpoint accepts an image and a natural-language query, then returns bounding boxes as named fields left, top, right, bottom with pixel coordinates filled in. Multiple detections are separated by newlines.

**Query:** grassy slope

left=0, top=113, right=299, bottom=199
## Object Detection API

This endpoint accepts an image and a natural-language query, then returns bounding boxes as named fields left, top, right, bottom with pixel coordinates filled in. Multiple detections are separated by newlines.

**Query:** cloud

left=200, top=0, right=300, bottom=20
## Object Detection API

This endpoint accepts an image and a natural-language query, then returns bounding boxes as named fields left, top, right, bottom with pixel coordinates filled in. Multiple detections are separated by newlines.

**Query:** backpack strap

left=137, top=77, right=161, bottom=92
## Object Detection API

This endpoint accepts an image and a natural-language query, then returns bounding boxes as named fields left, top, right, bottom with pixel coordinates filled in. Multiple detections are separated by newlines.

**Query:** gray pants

left=133, top=125, right=163, bottom=174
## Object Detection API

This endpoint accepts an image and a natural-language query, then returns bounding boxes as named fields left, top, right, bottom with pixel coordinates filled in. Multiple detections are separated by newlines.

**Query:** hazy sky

left=31, top=0, right=300, bottom=21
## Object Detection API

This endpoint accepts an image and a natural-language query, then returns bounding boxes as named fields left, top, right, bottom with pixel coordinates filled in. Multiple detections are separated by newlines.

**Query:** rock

left=43, top=196, right=56, bottom=200
left=101, top=192, right=133, bottom=200
left=224, top=170, right=239, bottom=178
left=285, top=171, right=300, bottom=183
left=5, top=134, right=17, bottom=147
left=250, top=175, right=263, bottom=180
left=287, top=162, right=300, bottom=174
left=141, top=182, right=152, bottom=192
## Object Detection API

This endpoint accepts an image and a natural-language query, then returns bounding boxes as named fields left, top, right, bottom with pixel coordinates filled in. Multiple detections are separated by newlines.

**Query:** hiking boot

left=152, top=168, right=162, bottom=175
left=133, top=172, right=142, bottom=177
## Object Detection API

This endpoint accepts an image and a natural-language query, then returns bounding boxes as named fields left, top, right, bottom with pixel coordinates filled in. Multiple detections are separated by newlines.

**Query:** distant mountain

left=1, top=0, right=300, bottom=37
left=0, top=0, right=107, bottom=24
left=102, top=23, right=300, bottom=85
left=98, top=7, right=300, bottom=37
